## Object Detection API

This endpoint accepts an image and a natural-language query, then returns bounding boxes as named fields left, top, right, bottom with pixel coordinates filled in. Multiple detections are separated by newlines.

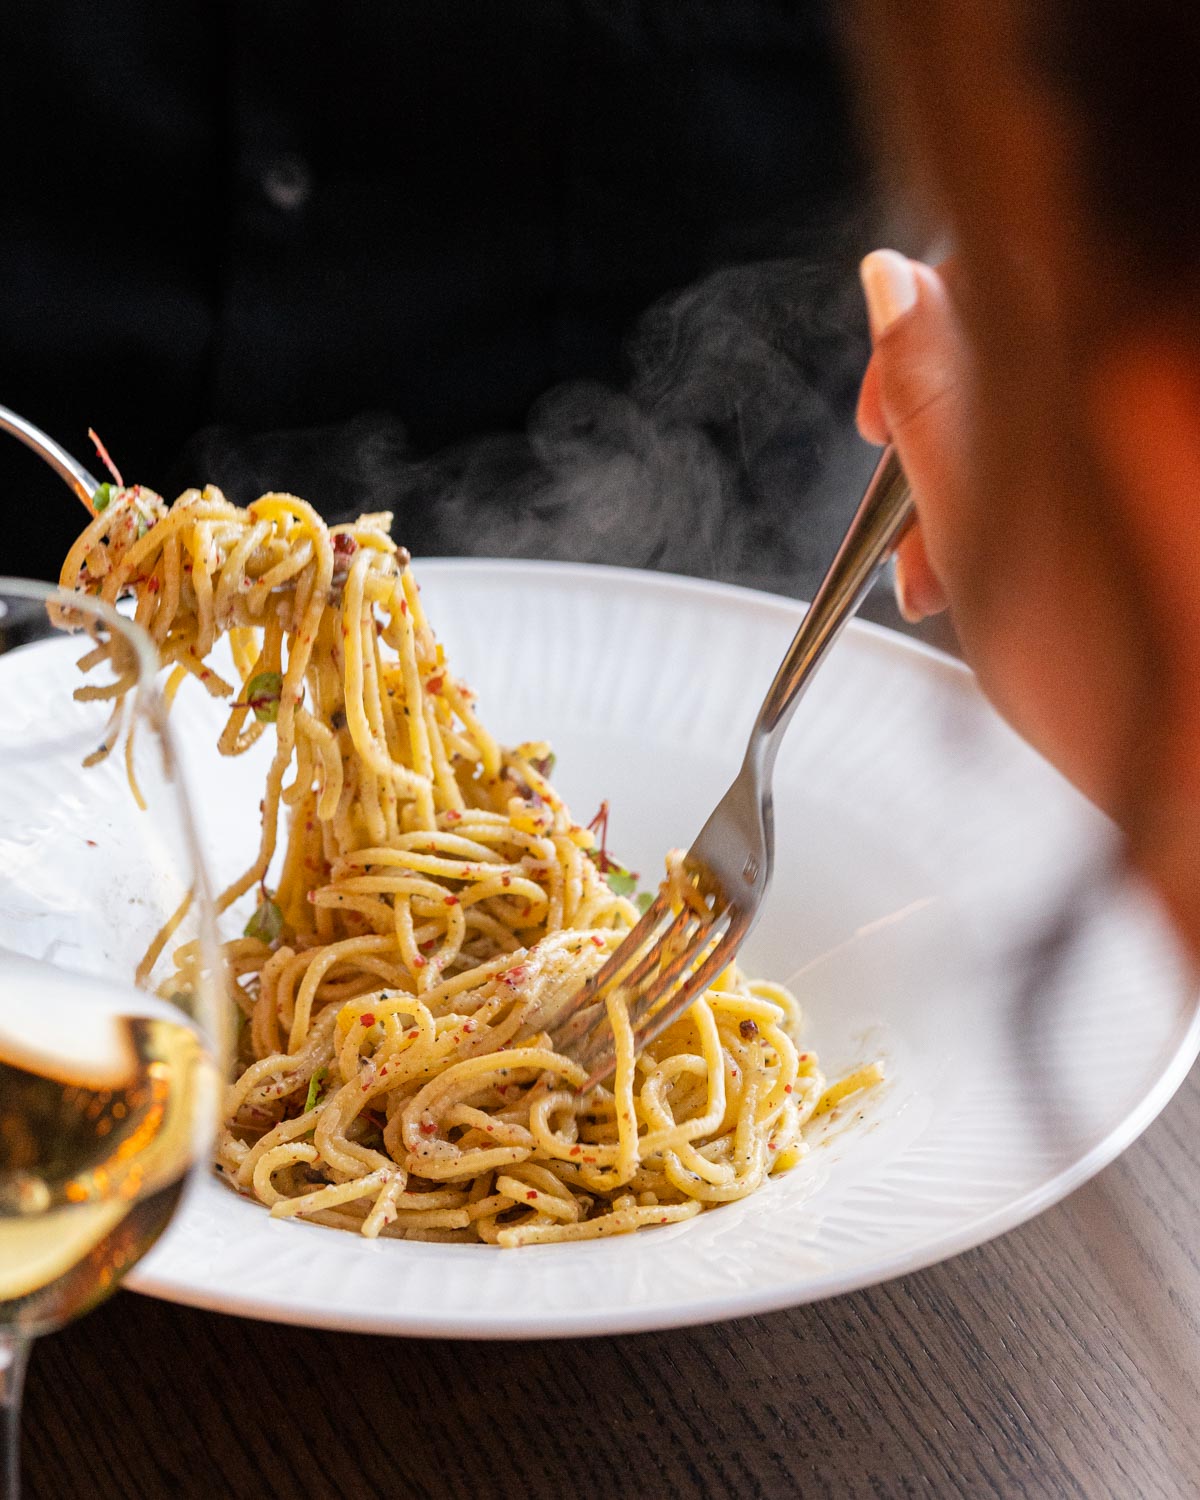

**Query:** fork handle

left=0, top=404, right=100, bottom=507
left=752, top=445, right=913, bottom=765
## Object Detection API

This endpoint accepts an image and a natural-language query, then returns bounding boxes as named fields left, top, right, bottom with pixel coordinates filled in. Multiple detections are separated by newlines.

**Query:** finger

left=856, top=356, right=887, bottom=445
left=894, top=525, right=948, bottom=622
left=858, top=252, right=961, bottom=447
left=859, top=250, right=971, bottom=610
left=862, top=252, right=960, bottom=438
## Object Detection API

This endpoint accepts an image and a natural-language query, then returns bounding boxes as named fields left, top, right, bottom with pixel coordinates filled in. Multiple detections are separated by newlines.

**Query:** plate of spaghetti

left=12, top=483, right=1198, bottom=1337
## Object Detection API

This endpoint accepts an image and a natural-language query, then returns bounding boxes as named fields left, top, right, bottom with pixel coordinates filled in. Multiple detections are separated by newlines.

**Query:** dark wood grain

left=20, top=1064, right=1200, bottom=1500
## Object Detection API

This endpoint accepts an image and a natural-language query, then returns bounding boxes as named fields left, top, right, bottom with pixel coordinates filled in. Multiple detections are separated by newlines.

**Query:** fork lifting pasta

left=60, top=481, right=880, bottom=1244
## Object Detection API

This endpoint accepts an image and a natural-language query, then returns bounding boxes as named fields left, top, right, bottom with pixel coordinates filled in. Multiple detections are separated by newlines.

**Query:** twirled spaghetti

left=61, top=482, right=880, bottom=1245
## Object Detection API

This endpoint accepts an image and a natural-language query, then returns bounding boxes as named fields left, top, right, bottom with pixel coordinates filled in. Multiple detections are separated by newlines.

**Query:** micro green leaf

left=304, top=1067, right=327, bottom=1113
left=244, top=897, right=284, bottom=944
left=244, top=671, right=284, bottom=723
left=605, top=865, right=638, bottom=899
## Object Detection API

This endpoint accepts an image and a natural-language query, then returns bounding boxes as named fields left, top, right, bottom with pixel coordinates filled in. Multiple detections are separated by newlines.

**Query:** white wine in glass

left=0, top=580, right=223, bottom=1497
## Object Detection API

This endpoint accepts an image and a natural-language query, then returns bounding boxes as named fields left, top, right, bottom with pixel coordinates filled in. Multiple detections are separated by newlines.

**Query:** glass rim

left=0, top=575, right=162, bottom=694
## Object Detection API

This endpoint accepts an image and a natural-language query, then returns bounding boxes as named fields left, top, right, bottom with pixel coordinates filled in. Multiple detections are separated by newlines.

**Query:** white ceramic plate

left=15, top=561, right=1200, bottom=1338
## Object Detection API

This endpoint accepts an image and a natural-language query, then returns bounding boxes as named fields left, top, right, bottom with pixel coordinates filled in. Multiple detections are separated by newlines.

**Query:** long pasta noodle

left=60, top=482, right=881, bottom=1243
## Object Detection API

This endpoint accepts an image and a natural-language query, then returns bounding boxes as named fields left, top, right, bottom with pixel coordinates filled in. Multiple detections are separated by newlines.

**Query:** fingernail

left=860, top=250, right=919, bottom=339
left=893, top=554, right=923, bottom=623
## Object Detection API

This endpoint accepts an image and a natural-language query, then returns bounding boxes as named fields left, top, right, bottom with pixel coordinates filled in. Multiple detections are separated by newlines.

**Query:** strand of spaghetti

left=814, top=1062, right=885, bottom=1116
left=341, top=556, right=430, bottom=806
left=494, top=1175, right=578, bottom=1223
left=268, top=1166, right=395, bottom=1218
left=286, top=934, right=400, bottom=1052
left=134, top=887, right=193, bottom=987
left=496, top=1199, right=701, bottom=1247
left=637, top=1003, right=728, bottom=1156
left=605, top=991, right=640, bottom=1186
left=251, top=1142, right=320, bottom=1205
left=387, top=575, right=438, bottom=827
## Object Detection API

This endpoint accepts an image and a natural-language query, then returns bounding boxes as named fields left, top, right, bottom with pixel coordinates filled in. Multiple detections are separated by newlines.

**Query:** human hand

left=856, top=251, right=969, bottom=626
left=853, top=249, right=1128, bottom=823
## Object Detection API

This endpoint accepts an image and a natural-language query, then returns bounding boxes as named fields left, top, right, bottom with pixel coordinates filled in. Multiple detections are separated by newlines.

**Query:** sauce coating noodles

left=61, top=485, right=880, bottom=1244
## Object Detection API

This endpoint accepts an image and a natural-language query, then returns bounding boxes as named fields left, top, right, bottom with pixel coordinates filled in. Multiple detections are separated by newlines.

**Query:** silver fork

left=552, top=446, right=913, bottom=1090
left=0, top=404, right=102, bottom=506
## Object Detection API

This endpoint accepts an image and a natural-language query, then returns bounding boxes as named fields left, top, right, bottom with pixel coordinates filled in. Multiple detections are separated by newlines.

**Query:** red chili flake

left=798, top=1053, right=810, bottom=1062
left=591, top=935, right=603, bottom=947
left=526, top=1191, right=538, bottom=1201
left=426, top=674, right=445, bottom=694
left=400, top=599, right=408, bottom=614
left=413, top=956, right=427, bottom=968
left=583, top=1155, right=596, bottom=1164
left=419, top=1121, right=437, bottom=1135
left=784, top=1084, right=793, bottom=1094
left=768, top=1141, right=777, bottom=1151
left=463, top=1020, right=476, bottom=1033
left=486, top=1124, right=494, bottom=1132
left=659, top=1216, right=669, bottom=1224
left=359, top=1012, right=376, bottom=1027
left=739, top=1019, right=759, bottom=1040
left=332, top=533, right=357, bottom=559
left=86, top=839, right=98, bottom=848
left=444, top=896, right=459, bottom=906
left=445, top=810, right=461, bottom=822
left=407, top=1028, right=419, bottom=1038
left=147, top=576, right=160, bottom=593
left=502, top=875, right=511, bottom=887
left=569, top=1146, right=582, bottom=1157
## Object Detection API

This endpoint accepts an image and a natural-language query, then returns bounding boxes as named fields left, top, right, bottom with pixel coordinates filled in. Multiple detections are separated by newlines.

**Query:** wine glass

left=0, top=579, right=224, bottom=1497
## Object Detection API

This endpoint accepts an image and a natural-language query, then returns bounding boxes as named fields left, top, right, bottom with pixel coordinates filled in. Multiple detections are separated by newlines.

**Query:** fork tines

left=555, top=888, right=738, bottom=1091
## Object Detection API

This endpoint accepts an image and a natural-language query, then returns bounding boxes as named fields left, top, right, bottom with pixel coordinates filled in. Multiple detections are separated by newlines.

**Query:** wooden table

left=21, top=593, right=1200, bottom=1499
left=21, top=1062, right=1200, bottom=1499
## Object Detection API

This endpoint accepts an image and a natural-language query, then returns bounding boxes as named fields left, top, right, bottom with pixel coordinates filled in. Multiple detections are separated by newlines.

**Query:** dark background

left=1, top=0, right=883, bottom=591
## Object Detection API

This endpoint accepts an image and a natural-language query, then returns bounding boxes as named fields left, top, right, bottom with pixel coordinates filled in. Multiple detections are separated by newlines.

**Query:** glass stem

left=0, top=1335, right=29, bottom=1500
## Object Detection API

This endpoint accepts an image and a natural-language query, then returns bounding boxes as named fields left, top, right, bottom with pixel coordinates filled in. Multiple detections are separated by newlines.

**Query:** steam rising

left=182, top=253, right=876, bottom=600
